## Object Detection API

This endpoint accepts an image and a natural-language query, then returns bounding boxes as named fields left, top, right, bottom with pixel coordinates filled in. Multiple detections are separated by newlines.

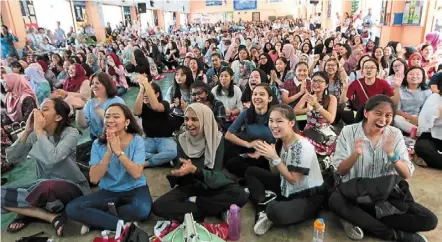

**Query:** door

left=252, top=12, right=260, bottom=21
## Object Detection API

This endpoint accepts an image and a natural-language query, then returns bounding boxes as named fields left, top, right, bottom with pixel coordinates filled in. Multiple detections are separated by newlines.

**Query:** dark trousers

left=164, top=59, right=179, bottom=69
left=66, top=185, right=152, bottom=230
left=224, top=142, right=270, bottom=178
left=245, top=167, right=324, bottom=226
left=415, top=132, right=442, bottom=169
left=328, top=189, right=438, bottom=240
left=152, top=183, right=247, bottom=222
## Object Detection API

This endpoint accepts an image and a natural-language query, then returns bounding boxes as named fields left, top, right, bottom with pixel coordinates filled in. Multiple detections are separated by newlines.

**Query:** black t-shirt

left=140, top=101, right=173, bottom=138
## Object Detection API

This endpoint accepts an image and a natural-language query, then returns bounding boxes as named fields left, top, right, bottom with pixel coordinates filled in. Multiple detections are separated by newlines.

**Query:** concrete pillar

left=175, top=11, right=181, bottom=28
left=85, top=1, right=106, bottom=42
left=1, top=0, right=26, bottom=48
left=155, top=10, right=165, bottom=31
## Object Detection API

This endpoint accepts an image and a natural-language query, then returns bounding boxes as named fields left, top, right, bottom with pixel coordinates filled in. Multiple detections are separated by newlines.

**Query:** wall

left=189, top=0, right=298, bottom=22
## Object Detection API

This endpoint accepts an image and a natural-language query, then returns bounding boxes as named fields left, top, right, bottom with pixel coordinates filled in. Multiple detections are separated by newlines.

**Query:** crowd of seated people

left=1, top=18, right=441, bottom=242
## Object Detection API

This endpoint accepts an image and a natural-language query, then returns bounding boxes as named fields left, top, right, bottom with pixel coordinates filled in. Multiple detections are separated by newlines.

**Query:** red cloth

left=37, top=60, right=49, bottom=73
left=64, top=63, right=87, bottom=92
left=107, top=53, right=123, bottom=77
left=347, top=78, right=394, bottom=110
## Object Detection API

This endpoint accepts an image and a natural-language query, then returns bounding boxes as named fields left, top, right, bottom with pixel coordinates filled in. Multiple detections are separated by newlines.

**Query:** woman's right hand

left=24, top=111, right=34, bottom=134
left=354, top=137, right=364, bottom=155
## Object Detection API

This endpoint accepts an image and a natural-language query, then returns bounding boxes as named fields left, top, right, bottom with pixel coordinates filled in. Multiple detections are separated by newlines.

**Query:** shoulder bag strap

left=357, top=80, right=369, bottom=100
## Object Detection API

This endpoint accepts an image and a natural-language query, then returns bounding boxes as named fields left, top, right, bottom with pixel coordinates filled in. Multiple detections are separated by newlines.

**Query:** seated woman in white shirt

left=415, top=83, right=442, bottom=169
left=39, top=37, right=56, bottom=52
left=211, top=67, right=243, bottom=121
left=329, top=95, right=437, bottom=242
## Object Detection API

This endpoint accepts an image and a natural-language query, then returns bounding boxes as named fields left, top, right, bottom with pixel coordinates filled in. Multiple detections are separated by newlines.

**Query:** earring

left=125, top=125, right=128, bottom=130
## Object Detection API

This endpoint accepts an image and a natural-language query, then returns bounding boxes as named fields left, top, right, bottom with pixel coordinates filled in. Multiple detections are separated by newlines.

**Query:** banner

left=402, top=0, right=424, bottom=26
left=206, top=0, right=222, bottom=6
left=233, top=0, right=257, bottom=11
left=123, top=6, right=131, bottom=26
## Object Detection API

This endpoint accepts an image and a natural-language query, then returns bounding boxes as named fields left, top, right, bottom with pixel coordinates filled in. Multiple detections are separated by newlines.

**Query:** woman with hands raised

left=66, top=103, right=152, bottom=232
left=294, top=72, right=338, bottom=155
left=152, top=103, right=247, bottom=222
left=245, top=104, right=325, bottom=235
left=2, top=98, right=89, bottom=236
left=328, top=95, right=437, bottom=242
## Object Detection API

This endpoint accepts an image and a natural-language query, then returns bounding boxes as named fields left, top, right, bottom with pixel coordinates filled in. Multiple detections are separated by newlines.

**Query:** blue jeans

left=145, top=137, right=177, bottom=166
left=65, top=185, right=152, bottom=230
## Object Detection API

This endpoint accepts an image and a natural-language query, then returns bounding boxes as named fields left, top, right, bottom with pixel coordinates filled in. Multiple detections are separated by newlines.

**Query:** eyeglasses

left=392, top=64, right=403, bottom=68
left=191, top=91, right=205, bottom=96
left=364, top=67, right=377, bottom=70
left=312, top=79, right=326, bottom=84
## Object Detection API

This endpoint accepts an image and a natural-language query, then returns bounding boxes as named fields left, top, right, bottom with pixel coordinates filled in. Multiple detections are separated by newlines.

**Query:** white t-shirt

left=280, top=138, right=324, bottom=197
left=211, top=85, right=243, bottom=111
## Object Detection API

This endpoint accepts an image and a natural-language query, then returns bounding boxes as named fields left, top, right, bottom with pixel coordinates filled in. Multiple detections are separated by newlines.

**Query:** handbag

left=10, top=121, right=26, bottom=142
left=303, top=126, right=336, bottom=145
left=161, top=213, right=225, bottom=242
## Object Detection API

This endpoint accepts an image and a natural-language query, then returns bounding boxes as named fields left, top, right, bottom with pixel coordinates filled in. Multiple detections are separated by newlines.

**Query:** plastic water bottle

left=227, top=204, right=241, bottom=241
left=313, top=218, right=325, bottom=242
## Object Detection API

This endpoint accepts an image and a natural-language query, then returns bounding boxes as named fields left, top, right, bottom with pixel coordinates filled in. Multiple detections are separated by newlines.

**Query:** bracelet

left=315, top=105, right=324, bottom=111
left=117, top=151, right=125, bottom=158
left=272, top=158, right=281, bottom=166
left=388, top=152, right=400, bottom=163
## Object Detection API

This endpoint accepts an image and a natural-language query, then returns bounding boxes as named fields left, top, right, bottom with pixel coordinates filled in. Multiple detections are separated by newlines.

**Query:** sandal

left=52, top=213, right=67, bottom=237
left=6, top=215, right=33, bottom=233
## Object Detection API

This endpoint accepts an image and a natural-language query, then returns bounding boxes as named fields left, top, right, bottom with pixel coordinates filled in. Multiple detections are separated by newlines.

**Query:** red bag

left=202, top=222, right=229, bottom=240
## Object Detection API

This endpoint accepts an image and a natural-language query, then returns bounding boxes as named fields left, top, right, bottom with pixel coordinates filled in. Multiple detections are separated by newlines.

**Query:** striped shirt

left=332, top=122, right=415, bottom=182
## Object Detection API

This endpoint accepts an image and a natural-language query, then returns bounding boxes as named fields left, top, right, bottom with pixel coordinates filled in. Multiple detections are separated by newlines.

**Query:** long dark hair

left=388, top=58, right=408, bottom=76
left=51, top=97, right=77, bottom=143
left=301, top=42, right=313, bottom=55
left=216, top=67, right=235, bottom=97
left=173, top=65, right=193, bottom=101
left=373, top=47, right=388, bottom=69
left=402, top=66, right=427, bottom=90
left=98, top=103, right=144, bottom=144
left=151, top=82, right=163, bottom=101
left=311, top=72, right=330, bottom=109
left=90, top=72, right=117, bottom=98
left=276, top=57, right=289, bottom=81
left=244, top=83, right=274, bottom=127
left=134, top=49, right=152, bottom=80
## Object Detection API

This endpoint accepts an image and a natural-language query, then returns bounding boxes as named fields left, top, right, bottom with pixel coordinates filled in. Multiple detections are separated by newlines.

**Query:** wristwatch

left=388, top=152, right=400, bottom=163
left=117, top=151, right=125, bottom=158
left=272, top=158, right=281, bottom=166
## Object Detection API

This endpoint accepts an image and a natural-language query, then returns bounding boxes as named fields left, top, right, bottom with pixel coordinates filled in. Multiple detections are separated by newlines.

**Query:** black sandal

left=51, top=213, right=67, bottom=237
left=6, top=215, right=32, bottom=233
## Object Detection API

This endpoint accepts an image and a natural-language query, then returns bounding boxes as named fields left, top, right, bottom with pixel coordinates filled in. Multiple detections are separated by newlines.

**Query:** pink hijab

left=4, top=73, right=38, bottom=122
left=425, top=32, right=440, bottom=51
left=408, top=53, right=422, bottom=67
left=281, top=44, right=299, bottom=70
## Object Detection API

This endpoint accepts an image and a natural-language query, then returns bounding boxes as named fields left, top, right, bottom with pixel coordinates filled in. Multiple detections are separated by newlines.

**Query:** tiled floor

left=2, top=74, right=441, bottom=242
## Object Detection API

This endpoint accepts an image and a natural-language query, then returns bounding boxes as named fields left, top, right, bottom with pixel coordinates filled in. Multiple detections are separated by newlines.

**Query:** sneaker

left=340, top=219, right=364, bottom=240
left=396, top=231, right=428, bottom=242
left=253, top=211, right=273, bottom=235
left=244, top=188, right=250, bottom=197
left=222, top=210, right=230, bottom=224
left=258, top=190, right=277, bottom=205
left=80, top=224, right=90, bottom=235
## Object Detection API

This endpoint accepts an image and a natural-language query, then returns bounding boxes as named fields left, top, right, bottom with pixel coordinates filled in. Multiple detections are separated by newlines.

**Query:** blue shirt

left=228, top=110, right=275, bottom=144
left=89, top=135, right=146, bottom=192
left=84, top=97, right=125, bottom=139
left=398, top=87, right=431, bottom=115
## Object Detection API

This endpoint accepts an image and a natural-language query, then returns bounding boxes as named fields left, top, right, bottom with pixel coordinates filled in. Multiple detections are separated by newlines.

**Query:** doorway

left=252, top=12, right=260, bottom=21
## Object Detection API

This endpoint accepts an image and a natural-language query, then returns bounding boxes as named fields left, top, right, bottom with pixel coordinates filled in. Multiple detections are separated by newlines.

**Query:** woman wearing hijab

left=24, top=64, right=51, bottom=104
left=1, top=73, right=38, bottom=127
left=281, top=44, right=299, bottom=70
left=37, top=60, right=57, bottom=89
left=152, top=103, right=247, bottom=222
left=344, top=49, right=363, bottom=75
left=106, top=53, right=128, bottom=96
left=258, top=53, right=276, bottom=77
left=86, top=53, right=100, bottom=73
left=425, top=32, right=440, bottom=52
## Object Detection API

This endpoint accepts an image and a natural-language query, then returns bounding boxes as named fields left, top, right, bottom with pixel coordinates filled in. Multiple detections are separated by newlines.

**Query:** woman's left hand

left=107, top=131, right=122, bottom=155
left=255, top=141, right=278, bottom=161
left=33, top=109, right=46, bottom=132
left=306, top=94, right=319, bottom=108
left=382, top=132, right=396, bottom=156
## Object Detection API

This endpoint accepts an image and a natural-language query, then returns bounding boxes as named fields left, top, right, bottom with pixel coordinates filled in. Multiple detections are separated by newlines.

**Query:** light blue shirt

left=398, top=87, right=431, bottom=115
left=84, top=97, right=125, bottom=139
left=90, top=135, right=146, bottom=192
